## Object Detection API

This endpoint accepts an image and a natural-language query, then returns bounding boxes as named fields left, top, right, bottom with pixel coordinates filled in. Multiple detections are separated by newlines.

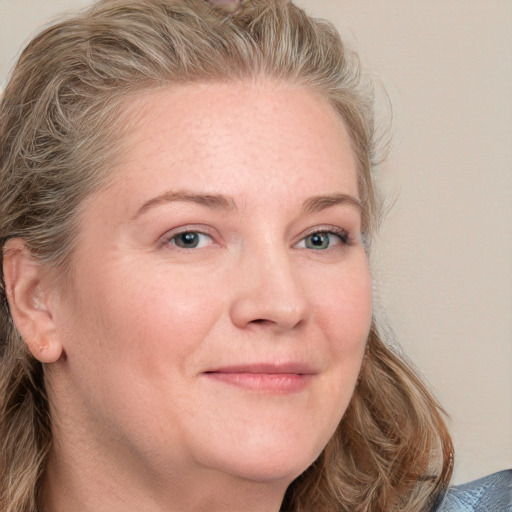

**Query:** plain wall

left=1, top=0, right=511, bottom=485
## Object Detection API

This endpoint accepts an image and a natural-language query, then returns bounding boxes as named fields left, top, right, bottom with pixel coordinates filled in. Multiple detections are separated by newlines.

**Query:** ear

left=3, top=239, right=63, bottom=363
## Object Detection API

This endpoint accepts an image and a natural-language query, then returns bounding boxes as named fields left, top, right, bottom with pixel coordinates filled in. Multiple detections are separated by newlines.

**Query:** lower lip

left=204, top=372, right=311, bottom=393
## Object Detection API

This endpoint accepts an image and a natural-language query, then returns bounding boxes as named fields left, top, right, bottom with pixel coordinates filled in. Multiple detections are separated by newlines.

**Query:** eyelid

left=294, top=225, right=352, bottom=247
left=160, top=225, right=219, bottom=248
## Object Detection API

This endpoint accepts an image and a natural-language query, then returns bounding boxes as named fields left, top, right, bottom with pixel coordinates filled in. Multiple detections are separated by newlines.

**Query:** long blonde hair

left=0, top=1, right=452, bottom=511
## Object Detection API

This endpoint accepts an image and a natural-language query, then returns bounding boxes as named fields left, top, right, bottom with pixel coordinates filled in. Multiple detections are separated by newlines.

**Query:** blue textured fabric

left=432, top=470, right=512, bottom=512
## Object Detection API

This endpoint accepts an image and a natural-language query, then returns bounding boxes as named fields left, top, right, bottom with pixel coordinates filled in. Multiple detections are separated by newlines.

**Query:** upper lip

left=203, top=362, right=318, bottom=375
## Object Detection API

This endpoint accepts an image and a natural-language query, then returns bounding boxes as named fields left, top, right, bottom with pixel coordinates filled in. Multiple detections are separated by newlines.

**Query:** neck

left=41, top=429, right=289, bottom=512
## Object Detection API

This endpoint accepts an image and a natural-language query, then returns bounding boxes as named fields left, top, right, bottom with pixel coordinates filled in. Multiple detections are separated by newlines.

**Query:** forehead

left=111, top=79, right=359, bottom=207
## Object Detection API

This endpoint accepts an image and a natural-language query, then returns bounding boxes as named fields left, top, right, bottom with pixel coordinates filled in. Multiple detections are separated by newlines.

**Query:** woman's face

left=50, top=80, right=372, bottom=495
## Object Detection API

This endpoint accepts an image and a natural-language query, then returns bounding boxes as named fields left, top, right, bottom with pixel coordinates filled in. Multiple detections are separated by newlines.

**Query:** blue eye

left=168, top=231, right=212, bottom=249
left=299, top=230, right=348, bottom=250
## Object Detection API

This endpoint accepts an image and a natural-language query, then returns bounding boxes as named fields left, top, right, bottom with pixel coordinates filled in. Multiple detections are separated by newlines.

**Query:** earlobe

left=3, top=239, right=63, bottom=363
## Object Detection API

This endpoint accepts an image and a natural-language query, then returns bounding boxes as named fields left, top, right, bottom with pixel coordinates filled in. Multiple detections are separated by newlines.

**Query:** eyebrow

left=301, top=193, right=362, bottom=214
left=133, top=190, right=236, bottom=219
left=133, top=190, right=361, bottom=220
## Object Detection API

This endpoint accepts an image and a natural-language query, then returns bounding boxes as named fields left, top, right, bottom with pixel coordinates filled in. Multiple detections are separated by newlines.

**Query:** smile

left=203, top=363, right=316, bottom=393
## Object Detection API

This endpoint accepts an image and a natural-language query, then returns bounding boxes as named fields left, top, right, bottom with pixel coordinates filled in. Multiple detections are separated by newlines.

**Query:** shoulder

left=432, top=470, right=512, bottom=512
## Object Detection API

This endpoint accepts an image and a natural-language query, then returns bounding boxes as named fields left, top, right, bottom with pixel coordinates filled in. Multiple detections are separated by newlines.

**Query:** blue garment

left=433, top=470, right=512, bottom=512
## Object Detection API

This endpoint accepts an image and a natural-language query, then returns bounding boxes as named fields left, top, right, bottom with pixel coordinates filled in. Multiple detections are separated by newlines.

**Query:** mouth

left=203, top=363, right=316, bottom=393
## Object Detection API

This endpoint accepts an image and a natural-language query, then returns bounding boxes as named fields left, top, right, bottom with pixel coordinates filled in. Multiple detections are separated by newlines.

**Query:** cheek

left=311, top=256, right=373, bottom=353
left=125, top=280, right=220, bottom=369
left=308, top=256, right=372, bottom=419
left=96, top=266, right=229, bottom=357
left=298, top=257, right=372, bottom=453
left=54, top=263, right=225, bottom=433
left=100, top=274, right=219, bottom=359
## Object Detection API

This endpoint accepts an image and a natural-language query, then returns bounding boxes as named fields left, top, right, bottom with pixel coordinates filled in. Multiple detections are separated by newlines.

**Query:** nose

left=229, top=245, right=309, bottom=332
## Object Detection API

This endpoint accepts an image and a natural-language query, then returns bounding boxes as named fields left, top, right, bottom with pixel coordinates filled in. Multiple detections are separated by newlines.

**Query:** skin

left=5, top=79, right=372, bottom=511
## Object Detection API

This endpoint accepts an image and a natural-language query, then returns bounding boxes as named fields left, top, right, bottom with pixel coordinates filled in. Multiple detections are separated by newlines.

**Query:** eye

left=297, top=229, right=349, bottom=250
left=167, top=231, right=212, bottom=249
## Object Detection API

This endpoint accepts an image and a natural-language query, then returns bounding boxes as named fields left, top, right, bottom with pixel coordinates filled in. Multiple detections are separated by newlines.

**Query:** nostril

left=229, top=279, right=309, bottom=331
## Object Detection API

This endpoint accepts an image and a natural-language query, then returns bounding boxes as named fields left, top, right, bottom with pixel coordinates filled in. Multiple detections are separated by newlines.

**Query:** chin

left=207, top=434, right=325, bottom=485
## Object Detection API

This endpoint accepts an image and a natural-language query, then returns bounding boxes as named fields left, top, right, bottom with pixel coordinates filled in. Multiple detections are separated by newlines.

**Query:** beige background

left=1, top=0, right=511, bottom=485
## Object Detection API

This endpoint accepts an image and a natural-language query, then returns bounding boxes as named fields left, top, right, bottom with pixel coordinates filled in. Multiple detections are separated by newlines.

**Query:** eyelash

left=163, top=226, right=352, bottom=251
left=296, top=227, right=351, bottom=250
left=165, top=229, right=214, bottom=250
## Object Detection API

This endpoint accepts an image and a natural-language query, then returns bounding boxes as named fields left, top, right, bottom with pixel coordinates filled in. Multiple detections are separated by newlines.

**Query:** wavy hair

left=0, top=1, right=453, bottom=510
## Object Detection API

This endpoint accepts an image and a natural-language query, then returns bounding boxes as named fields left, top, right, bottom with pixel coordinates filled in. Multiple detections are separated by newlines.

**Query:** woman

left=0, top=1, right=509, bottom=511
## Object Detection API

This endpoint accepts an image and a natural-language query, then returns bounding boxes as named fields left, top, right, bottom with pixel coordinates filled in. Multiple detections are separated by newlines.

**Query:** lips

left=203, top=363, right=316, bottom=393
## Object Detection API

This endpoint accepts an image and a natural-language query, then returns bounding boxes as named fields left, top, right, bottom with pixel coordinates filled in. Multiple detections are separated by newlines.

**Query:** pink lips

left=203, top=363, right=315, bottom=393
